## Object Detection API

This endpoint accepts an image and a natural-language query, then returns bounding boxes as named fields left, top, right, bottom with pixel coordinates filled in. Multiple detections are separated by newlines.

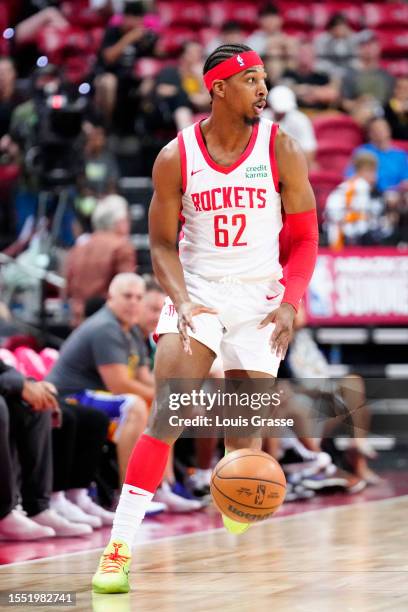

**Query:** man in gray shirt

left=48, top=273, right=155, bottom=485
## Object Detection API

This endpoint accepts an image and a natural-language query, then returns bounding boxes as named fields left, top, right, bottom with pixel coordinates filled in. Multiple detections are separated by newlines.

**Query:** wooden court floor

left=0, top=496, right=407, bottom=612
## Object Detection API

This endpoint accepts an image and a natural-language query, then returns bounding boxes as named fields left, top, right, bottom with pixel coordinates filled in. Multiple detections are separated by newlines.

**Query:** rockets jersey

left=177, top=118, right=283, bottom=281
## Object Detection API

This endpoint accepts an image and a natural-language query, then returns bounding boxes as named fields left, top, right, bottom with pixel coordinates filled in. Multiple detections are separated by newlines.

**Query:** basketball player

left=92, top=44, right=318, bottom=593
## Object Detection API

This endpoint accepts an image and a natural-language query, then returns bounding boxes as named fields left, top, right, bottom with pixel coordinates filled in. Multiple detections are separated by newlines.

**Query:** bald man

left=48, top=274, right=156, bottom=486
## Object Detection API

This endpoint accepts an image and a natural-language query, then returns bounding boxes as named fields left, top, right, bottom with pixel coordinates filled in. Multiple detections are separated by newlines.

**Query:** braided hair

left=203, top=43, right=253, bottom=76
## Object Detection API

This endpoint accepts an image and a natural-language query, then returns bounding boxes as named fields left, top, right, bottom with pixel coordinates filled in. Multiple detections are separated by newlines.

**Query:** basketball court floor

left=1, top=472, right=407, bottom=612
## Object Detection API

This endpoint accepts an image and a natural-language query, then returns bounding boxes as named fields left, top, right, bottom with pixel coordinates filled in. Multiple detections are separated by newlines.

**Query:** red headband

left=203, top=51, right=264, bottom=92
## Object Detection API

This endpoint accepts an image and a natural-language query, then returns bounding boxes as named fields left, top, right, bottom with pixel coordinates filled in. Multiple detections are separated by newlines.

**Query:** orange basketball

left=210, top=448, right=286, bottom=523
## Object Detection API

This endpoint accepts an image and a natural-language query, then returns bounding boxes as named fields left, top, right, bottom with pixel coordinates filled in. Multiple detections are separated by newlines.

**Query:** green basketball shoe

left=92, top=540, right=131, bottom=594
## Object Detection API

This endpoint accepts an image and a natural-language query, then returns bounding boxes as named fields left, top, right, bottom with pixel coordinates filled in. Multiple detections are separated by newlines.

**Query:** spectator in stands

left=75, top=122, right=120, bottom=232
left=205, top=20, right=244, bottom=57
left=281, top=40, right=339, bottom=111
left=8, top=63, right=76, bottom=244
left=348, top=118, right=408, bottom=193
left=326, top=152, right=384, bottom=248
left=47, top=273, right=154, bottom=488
left=314, top=13, right=358, bottom=79
left=383, top=77, right=408, bottom=142
left=51, top=399, right=114, bottom=528
left=341, top=31, right=395, bottom=124
left=65, top=194, right=136, bottom=326
left=0, top=58, right=22, bottom=139
left=246, top=3, right=290, bottom=58
left=94, top=0, right=158, bottom=126
left=156, top=41, right=209, bottom=114
left=266, top=85, right=317, bottom=167
left=0, top=359, right=91, bottom=539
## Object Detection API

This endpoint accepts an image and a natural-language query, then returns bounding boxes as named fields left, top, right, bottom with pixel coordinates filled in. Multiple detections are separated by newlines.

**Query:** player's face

left=109, top=282, right=145, bottom=327
left=226, top=67, right=268, bottom=125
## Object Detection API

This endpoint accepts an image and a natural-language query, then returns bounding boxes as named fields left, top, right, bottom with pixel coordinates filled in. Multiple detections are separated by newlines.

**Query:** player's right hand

left=177, top=301, right=218, bottom=355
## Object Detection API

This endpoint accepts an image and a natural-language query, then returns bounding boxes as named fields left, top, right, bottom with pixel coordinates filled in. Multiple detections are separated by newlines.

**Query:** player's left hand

left=258, top=302, right=296, bottom=360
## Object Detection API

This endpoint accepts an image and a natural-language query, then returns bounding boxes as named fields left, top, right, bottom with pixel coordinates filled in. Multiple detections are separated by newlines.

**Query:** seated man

left=0, top=359, right=90, bottom=539
left=47, top=273, right=164, bottom=514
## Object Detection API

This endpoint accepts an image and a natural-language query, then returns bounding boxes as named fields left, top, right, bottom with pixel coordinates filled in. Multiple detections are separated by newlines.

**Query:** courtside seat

left=13, top=346, right=47, bottom=381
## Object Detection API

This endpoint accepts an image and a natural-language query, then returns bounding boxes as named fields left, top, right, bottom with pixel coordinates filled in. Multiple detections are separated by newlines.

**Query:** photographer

left=9, top=64, right=85, bottom=246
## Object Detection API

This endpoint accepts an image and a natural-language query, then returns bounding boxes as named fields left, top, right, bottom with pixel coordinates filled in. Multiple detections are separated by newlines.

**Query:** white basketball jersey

left=177, top=118, right=283, bottom=280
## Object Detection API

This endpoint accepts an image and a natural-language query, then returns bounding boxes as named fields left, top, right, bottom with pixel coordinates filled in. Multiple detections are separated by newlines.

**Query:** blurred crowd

left=0, top=0, right=406, bottom=256
left=0, top=0, right=405, bottom=541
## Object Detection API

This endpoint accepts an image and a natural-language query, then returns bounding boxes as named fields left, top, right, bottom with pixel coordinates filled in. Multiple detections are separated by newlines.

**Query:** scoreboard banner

left=305, top=247, right=408, bottom=325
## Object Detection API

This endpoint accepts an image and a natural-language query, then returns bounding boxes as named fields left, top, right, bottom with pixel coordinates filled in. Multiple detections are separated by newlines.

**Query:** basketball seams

left=215, top=475, right=286, bottom=489
left=211, top=480, right=283, bottom=512
left=215, top=452, right=280, bottom=474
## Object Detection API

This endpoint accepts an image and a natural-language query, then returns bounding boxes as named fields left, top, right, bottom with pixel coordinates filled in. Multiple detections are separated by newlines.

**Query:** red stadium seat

left=309, top=170, right=342, bottom=223
left=0, top=2, right=9, bottom=55
left=381, top=58, right=408, bottom=78
left=158, top=27, right=193, bottom=56
left=363, top=3, right=408, bottom=29
left=280, top=3, right=312, bottom=29
left=40, top=348, right=59, bottom=376
left=392, top=140, right=408, bottom=154
left=14, top=347, right=47, bottom=381
left=313, top=115, right=363, bottom=150
left=199, top=27, right=220, bottom=47
left=313, top=3, right=363, bottom=30
left=157, top=1, right=207, bottom=27
left=209, top=2, right=259, bottom=29
left=62, top=0, right=107, bottom=28
left=316, top=143, right=353, bottom=173
left=375, top=29, right=408, bottom=57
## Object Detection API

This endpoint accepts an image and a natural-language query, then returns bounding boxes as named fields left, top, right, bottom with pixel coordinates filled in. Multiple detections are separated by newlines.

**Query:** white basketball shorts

left=155, top=270, right=285, bottom=376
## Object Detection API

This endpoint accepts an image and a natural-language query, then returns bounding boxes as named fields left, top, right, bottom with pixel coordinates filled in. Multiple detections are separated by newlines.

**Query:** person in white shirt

left=266, top=85, right=317, bottom=167
left=325, top=152, right=382, bottom=248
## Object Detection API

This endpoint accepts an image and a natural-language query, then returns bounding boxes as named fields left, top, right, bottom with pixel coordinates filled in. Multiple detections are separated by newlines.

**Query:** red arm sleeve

left=281, top=209, right=319, bottom=311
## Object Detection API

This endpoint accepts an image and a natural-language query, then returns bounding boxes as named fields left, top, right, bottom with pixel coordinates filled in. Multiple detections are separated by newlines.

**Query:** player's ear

left=212, top=80, right=226, bottom=99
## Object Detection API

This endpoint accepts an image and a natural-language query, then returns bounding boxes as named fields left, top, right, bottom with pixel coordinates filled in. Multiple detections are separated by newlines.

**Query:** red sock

left=125, top=433, right=170, bottom=493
